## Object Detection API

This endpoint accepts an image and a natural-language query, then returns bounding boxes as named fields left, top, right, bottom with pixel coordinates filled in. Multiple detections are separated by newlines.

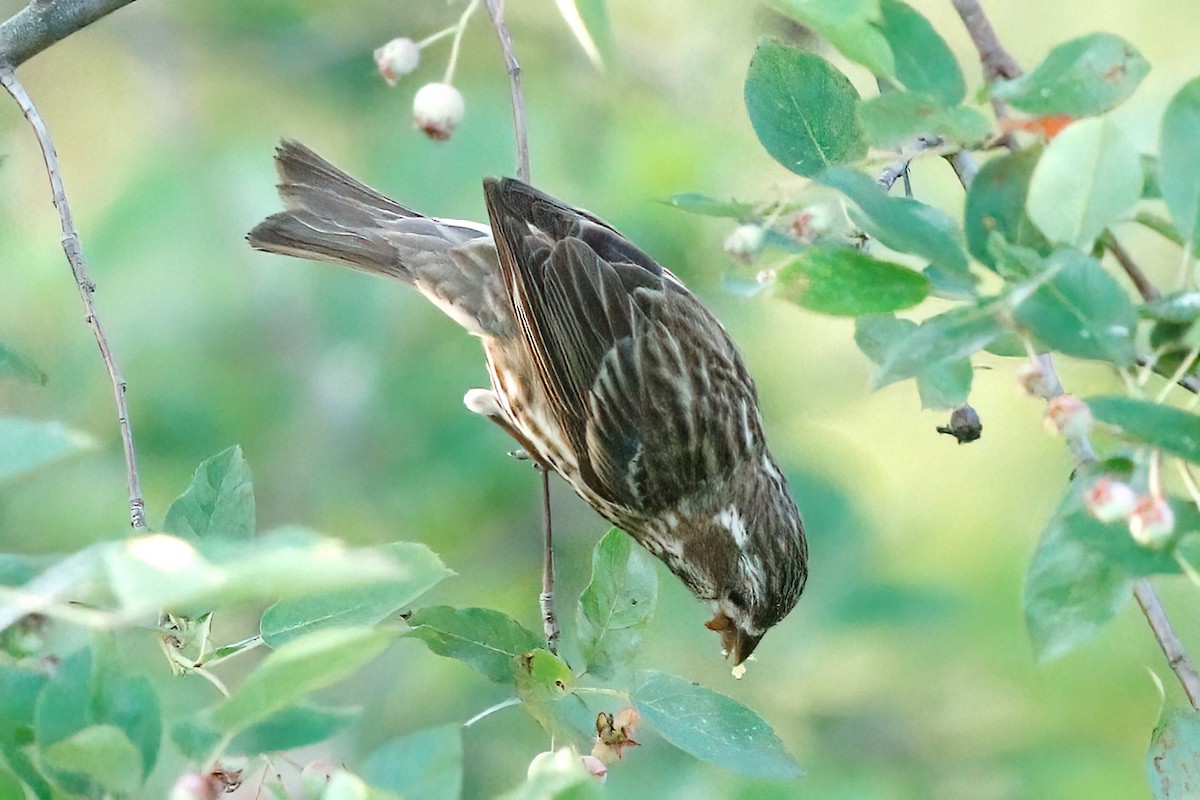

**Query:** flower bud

left=375, top=37, right=421, bottom=86
left=580, top=754, right=608, bottom=782
left=300, top=758, right=335, bottom=799
left=1085, top=477, right=1138, bottom=522
left=1129, top=495, right=1175, bottom=547
left=724, top=224, right=765, bottom=262
left=1042, top=394, right=1092, bottom=439
left=169, top=774, right=220, bottom=800
left=789, top=205, right=831, bottom=243
left=413, top=82, right=465, bottom=141
left=1016, top=361, right=1056, bottom=398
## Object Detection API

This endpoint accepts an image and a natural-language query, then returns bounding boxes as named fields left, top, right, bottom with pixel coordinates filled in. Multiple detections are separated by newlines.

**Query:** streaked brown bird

left=248, top=141, right=807, bottom=664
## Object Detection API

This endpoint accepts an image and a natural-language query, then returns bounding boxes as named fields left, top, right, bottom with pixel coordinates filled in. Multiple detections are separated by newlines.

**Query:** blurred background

left=1, top=0, right=1198, bottom=797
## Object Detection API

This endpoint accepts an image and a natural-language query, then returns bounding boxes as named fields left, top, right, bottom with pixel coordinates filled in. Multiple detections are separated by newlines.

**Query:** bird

left=247, top=140, right=808, bottom=665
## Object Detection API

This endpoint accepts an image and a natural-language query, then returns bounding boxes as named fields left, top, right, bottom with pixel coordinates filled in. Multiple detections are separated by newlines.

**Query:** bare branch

left=483, top=0, right=530, bottom=183
left=1, top=66, right=146, bottom=529
left=1102, top=230, right=1160, bottom=302
left=0, top=0, right=138, bottom=68
left=1135, top=580, right=1200, bottom=710
left=951, top=0, right=1022, bottom=82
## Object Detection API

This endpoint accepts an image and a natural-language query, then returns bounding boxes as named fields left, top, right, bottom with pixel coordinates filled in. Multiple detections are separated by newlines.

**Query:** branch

left=1, top=66, right=146, bottom=529
left=953, top=0, right=1200, bottom=712
left=483, top=0, right=530, bottom=183
left=0, top=0, right=138, bottom=68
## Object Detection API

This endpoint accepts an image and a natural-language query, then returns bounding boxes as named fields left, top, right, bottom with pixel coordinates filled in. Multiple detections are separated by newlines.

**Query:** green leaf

left=857, top=92, right=990, bottom=148
left=856, top=316, right=974, bottom=409
left=499, top=748, right=602, bottom=800
left=1012, top=249, right=1136, bottom=364
left=41, top=724, right=142, bottom=795
left=404, top=606, right=542, bottom=684
left=163, top=445, right=255, bottom=541
left=553, top=0, right=612, bottom=69
left=1160, top=77, right=1200, bottom=244
left=1147, top=708, right=1200, bottom=799
left=576, top=529, right=656, bottom=680
left=360, top=724, right=463, bottom=800
left=0, top=765, right=23, bottom=800
left=0, top=344, right=46, bottom=385
left=1142, top=292, right=1200, bottom=324
left=0, top=418, right=93, bottom=482
left=212, top=627, right=395, bottom=733
left=777, top=246, right=930, bottom=316
left=992, top=33, right=1150, bottom=116
left=1023, top=475, right=1176, bottom=661
left=324, top=770, right=403, bottom=800
left=866, top=304, right=1003, bottom=388
left=964, top=146, right=1050, bottom=268
left=634, top=670, right=802, bottom=779
left=665, top=193, right=759, bottom=219
left=261, top=542, right=453, bottom=648
left=1026, top=117, right=1141, bottom=249
left=1088, top=396, right=1200, bottom=465
left=769, top=0, right=893, bottom=76
left=818, top=167, right=968, bottom=274
left=877, top=0, right=964, bottom=105
left=232, top=704, right=358, bottom=755
left=745, top=42, right=867, bottom=178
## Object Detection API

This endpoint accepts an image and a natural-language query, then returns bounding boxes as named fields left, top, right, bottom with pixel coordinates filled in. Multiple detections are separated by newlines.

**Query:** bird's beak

left=705, top=612, right=763, bottom=665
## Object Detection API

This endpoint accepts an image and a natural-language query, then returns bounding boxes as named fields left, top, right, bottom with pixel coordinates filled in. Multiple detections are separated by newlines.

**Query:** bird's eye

left=727, top=589, right=747, bottom=610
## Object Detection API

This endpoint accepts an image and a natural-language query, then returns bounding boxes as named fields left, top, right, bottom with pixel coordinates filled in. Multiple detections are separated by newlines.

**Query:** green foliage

left=1159, top=77, right=1200, bottom=244
left=744, top=42, right=867, bottom=177
left=855, top=315, right=973, bottom=409
left=359, top=725, right=463, bottom=800
left=405, top=606, right=544, bottom=683
left=162, top=444, right=255, bottom=541
left=992, top=33, right=1150, bottom=116
left=1088, top=396, right=1200, bottom=464
left=769, top=0, right=894, bottom=76
left=0, top=418, right=93, bottom=483
left=0, top=343, right=47, bottom=385
left=963, top=146, right=1050, bottom=268
left=576, top=529, right=657, bottom=679
left=777, top=246, right=930, bottom=316
left=634, top=671, right=803, bottom=779
left=1147, top=709, right=1200, bottom=799
left=877, top=0, right=964, bottom=105
left=857, top=92, right=990, bottom=148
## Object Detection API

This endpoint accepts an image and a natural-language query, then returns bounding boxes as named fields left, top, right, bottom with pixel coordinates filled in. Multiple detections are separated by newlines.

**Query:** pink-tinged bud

left=789, top=205, right=830, bottom=244
left=723, top=224, right=765, bottom=262
left=580, top=754, right=608, bottom=782
left=413, top=82, right=465, bottom=141
left=374, top=37, right=421, bottom=86
left=1085, top=477, right=1139, bottom=522
left=1043, top=394, right=1092, bottom=438
left=1129, top=496, right=1175, bottom=547
left=1017, top=361, right=1056, bottom=398
left=300, top=759, right=335, bottom=798
left=169, top=774, right=220, bottom=800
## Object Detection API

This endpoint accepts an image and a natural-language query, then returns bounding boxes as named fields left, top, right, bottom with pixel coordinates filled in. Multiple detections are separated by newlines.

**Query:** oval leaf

left=858, top=92, right=989, bottom=149
left=163, top=445, right=255, bottom=541
left=1012, top=249, right=1136, bottom=364
left=212, top=627, right=395, bottom=733
left=745, top=42, right=866, bottom=177
left=818, top=167, right=968, bottom=274
left=778, top=246, right=929, bottom=316
left=1089, top=396, right=1200, bottom=465
left=0, top=418, right=93, bottom=482
left=404, top=606, right=542, bottom=684
left=1160, top=77, right=1200, bottom=245
left=41, top=725, right=142, bottom=795
left=360, top=724, right=463, bottom=800
left=576, top=529, right=657, bottom=679
left=770, top=0, right=894, bottom=76
left=992, top=33, right=1150, bottom=116
left=878, top=0, right=964, bottom=105
left=634, top=670, right=802, bottom=779
left=869, top=303, right=1003, bottom=388
left=1147, top=709, right=1200, bottom=799
left=964, top=146, right=1050, bottom=268
left=261, top=542, right=453, bottom=647
left=1026, top=117, right=1141, bottom=249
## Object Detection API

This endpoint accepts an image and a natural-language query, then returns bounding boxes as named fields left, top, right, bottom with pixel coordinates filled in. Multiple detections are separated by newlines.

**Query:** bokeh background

left=2, top=0, right=1199, bottom=797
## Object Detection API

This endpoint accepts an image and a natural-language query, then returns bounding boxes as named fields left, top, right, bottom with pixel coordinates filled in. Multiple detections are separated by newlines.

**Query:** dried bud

left=592, top=708, right=641, bottom=764
left=1016, top=361, right=1056, bottom=398
left=580, top=754, right=608, bottom=782
left=413, top=82, right=465, bottom=141
left=1129, top=495, right=1175, bottom=547
left=1085, top=477, right=1138, bottom=522
left=723, top=224, right=765, bottom=262
left=374, top=37, right=421, bottom=86
left=1043, top=394, right=1092, bottom=438
left=936, top=404, right=983, bottom=444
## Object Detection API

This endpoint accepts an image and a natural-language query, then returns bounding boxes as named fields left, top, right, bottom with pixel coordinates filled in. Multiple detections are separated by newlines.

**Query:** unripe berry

left=413, top=82, right=465, bottom=141
left=1043, top=394, right=1092, bottom=439
left=1129, top=495, right=1175, bottom=547
left=724, top=224, right=765, bottom=262
left=374, top=37, right=421, bottom=86
left=1085, top=477, right=1138, bottom=522
left=1016, top=361, right=1056, bottom=398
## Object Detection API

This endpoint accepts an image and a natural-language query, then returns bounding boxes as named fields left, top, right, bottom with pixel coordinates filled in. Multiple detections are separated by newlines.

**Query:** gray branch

left=0, top=0, right=138, bottom=68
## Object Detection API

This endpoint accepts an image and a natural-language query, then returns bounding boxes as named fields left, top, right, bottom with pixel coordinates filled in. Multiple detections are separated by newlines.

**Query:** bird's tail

left=248, top=140, right=507, bottom=336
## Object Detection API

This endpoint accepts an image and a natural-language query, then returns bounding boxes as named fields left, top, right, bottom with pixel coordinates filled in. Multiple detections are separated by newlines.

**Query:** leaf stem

left=463, top=696, right=521, bottom=727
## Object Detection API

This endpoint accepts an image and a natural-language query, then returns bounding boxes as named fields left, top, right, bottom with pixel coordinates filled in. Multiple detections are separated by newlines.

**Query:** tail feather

left=247, top=140, right=511, bottom=337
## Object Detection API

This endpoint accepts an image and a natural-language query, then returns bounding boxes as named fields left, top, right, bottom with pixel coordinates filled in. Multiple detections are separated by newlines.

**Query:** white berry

left=1129, top=495, right=1175, bottom=548
left=1084, top=477, right=1138, bottom=522
left=724, top=224, right=765, bottom=262
left=374, top=38, right=420, bottom=86
left=413, top=82, right=465, bottom=141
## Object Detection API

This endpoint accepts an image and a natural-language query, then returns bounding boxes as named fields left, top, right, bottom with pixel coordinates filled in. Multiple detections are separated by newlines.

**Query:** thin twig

left=538, top=465, right=560, bottom=654
left=1, top=66, right=146, bottom=529
left=0, top=0, right=138, bottom=67
left=955, top=0, right=1200, bottom=712
left=876, top=136, right=944, bottom=191
left=483, top=0, right=530, bottom=183
left=1102, top=231, right=1160, bottom=302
